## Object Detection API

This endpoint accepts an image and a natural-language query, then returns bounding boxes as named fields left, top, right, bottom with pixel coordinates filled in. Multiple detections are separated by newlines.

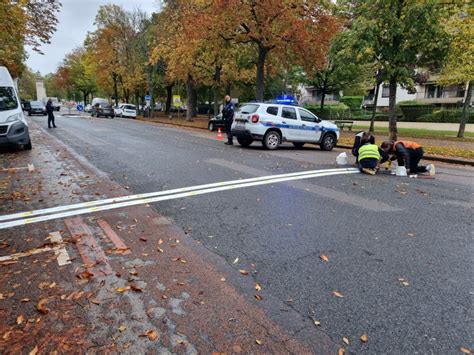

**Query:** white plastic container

left=336, top=152, right=348, bottom=166
left=396, top=166, right=408, bottom=177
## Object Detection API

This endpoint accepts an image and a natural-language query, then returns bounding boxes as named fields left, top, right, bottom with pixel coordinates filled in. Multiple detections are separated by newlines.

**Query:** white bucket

left=336, top=152, right=348, bottom=166
left=396, top=166, right=407, bottom=177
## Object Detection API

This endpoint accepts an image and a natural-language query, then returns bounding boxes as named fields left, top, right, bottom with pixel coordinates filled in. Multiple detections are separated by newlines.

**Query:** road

left=31, top=113, right=473, bottom=353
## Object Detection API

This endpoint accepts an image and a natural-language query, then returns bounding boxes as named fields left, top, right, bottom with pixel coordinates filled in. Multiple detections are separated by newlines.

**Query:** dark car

left=28, top=101, right=47, bottom=116
left=92, top=103, right=115, bottom=118
left=208, top=113, right=227, bottom=132
left=21, top=100, right=31, bottom=111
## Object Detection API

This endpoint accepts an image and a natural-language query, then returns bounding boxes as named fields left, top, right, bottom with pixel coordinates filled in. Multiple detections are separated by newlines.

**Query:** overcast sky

left=26, top=0, right=161, bottom=75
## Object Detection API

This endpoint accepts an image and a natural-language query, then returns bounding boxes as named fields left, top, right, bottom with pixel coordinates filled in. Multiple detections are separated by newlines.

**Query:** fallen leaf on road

left=239, top=269, right=249, bottom=276
left=343, top=337, right=350, bottom=345
left=333, top=291, right=344, bottom=298
left=158, top=239, right=163, bottom=245
left=16, top=315, right=24, bottom=325
left=460, top=346, right=472, bottom=354
left=118, top=325, right=126, bottom=332
left=116, top=286, right=130, bottom=293
left=130, top=284, right=143, bottom=292
left=233, top=257, right=239, bottom=264
left=220, top=277, right=226, bottom=282
left=146, top=330, right=158, bottom=341
left=314, top=320, right=321, bottom=326
left=407, top=233, right=415, bottom=237
left=29, top=346, right=39, bottom=355
left=255, top=294, right=263, bottom=301
left=0, top=293, right=4, bottom=300
left=139, top=237, right=147, bottom=242
left=360, top=333, right=368, bottom=343
left=338, top=348, right=345, bottom=355
left=157, top=247, right=164, bottom=253
left=37, top=298, right=49, bottom=314
left=255, top=283, right=262, bottom=292
left=3, top=330, right=12, bottom=340
left=90, top=299, right=101, bottom=305
left=255, top=339, right=263, bottom=345
left=177, top=282, right=185, bottom=286
left=49, top=282, right=56, bottom=288
left=77, top=271, right=94, bottom=281
left=320, top=254, right=329, bottom=262
left=21, top=298, right=30, bottom=302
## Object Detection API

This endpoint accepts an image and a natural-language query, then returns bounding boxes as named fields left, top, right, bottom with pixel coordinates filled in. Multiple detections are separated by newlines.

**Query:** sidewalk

left=0, top=121, right=337, bottom=353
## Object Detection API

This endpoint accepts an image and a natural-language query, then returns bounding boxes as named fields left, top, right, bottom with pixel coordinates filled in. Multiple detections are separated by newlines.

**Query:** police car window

left=237, top=104, right=259, bottom=114
left=282, top=107, right=297, bottom=120
left=298, top=108, right=317, bottom=122
left=0, top=87, right=18, bottom=111
left=266, top=106, right=278, bottom=116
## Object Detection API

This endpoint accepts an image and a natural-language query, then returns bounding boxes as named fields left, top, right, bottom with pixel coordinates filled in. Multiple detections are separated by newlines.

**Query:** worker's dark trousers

left=225, top=119, right=233, bottom=143
left=47, top=113, right=56, bottom=128
left=359, top=158, right=378, bottom=172
left=407, top=148, right=427, bottom=173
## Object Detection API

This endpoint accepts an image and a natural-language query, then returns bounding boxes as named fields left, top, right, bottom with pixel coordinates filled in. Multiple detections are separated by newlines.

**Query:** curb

left=336, top=144, right=474, bottom=167
left=138, top=118, right=474, bottom=167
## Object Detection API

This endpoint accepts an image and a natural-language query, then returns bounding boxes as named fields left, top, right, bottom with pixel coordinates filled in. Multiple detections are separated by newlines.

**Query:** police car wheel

left=320, top=133, right=336, bottom=151
left=24, top=140, right=32, bottom=150
left=208, top=122, right=214, bottom=131
left=263, top=130, right=281, bottom=150
left=237, top=137, right=253, bottom=147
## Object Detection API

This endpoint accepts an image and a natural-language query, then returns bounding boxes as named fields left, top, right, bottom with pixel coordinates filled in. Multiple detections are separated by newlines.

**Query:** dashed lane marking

left=0, top=169, right=360, bottom=230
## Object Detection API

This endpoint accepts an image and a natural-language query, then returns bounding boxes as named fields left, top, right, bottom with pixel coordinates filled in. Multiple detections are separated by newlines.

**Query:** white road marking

left=49, top=231, right=71, bottom=266
left=0, top=169, right=359, bottom=230
left=0, top=168, right=358, bottom=222
left=1, top=164, right=35, bottom=173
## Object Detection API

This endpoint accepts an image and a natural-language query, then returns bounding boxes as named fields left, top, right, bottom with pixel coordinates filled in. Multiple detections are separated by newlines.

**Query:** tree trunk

left=186, top=74, right=196, bottom=121
left=458, top=80, right=472, bottom=138
left=83, top=91, right=87, bottom=106
left=256, top=45, right=268, bottom=102
left=320, top=84, right=327, bottom=111
left=388, top=75, right=398, bottom=141
left=213, top=65, right=221, bottom=115
left=165, top=84, right=173, bottom=114
left=113, top=73, right=119, bottom=107
left=370, top=77, right=382, bottom=133
left=146, top=66, right=153, bottom=118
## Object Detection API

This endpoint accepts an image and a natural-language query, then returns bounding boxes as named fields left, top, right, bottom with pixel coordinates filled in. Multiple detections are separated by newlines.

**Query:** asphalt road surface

left=32, top=114, right=473, bottom=354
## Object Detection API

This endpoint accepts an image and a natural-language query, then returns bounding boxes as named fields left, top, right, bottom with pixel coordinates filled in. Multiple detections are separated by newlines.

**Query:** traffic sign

left=76, top=104, right=84, bottom=111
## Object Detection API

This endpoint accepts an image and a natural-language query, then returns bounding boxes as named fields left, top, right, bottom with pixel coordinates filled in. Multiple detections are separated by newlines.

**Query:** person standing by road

left=46, top=98, right=56, bottom=128
left=222, top=95, right=234, bottom=145
left=381, top=140, right=435, bottom=176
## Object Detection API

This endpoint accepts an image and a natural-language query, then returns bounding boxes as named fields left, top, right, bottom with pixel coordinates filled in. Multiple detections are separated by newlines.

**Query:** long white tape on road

left=0, top=167, right=357, bottom=222
left=0, top=168, right=359, bottom=230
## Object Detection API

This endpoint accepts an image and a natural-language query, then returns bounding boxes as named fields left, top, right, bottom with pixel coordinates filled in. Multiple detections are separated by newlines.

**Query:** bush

left=398, top=101, right=435, bottom=121
left=339, top=96, right=364, bottom=110
left=304, top=103, right=350, bottom=120
left=417, top=109, right=474, bottom=123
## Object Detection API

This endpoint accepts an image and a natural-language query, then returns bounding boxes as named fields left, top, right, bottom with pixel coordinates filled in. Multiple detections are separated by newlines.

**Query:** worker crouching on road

left=380, top=140, right=435, bottom=176
left=352, top=131, right=375, bottom=162
left=358, top=142, right=381, bottom=175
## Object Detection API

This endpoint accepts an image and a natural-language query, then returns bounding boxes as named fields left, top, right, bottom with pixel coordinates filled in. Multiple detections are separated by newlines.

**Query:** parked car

left=113, top=105, right=122, bottom=116
left=84, top=104, right=92, bottom=113
left=208, top=113, right=227, bottom=132
left=0, top=66, right=32, bottom=150
left=28, top=101, right=47, bottom=116
left=118, top=104, right=136, bottom=118
left=91, top=102, right=114, bottom=118
left=231, top=103, right=339, bottom=151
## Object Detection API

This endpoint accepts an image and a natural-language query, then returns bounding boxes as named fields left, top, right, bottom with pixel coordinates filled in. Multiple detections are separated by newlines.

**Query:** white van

left=0, top=66, right=32, bottom=150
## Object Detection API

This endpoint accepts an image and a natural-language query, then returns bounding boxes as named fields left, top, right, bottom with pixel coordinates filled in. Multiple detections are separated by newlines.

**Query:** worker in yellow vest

left=358, top=143, right=381, bottom=175
left=381, top=141, right=435, bottom=176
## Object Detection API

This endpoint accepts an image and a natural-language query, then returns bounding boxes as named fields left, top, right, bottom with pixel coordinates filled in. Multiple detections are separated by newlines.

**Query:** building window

left=456, top=85, right=465, bottom=98
left=425, top=84, right=436, bottom=98
left=381, top=84, right=390, bottom=98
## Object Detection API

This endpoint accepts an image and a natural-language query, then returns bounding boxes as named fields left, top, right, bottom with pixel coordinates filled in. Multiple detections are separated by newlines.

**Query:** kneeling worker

left=380, top=140, right=435, bottom=176
left=358, top=142, right=381, bottom=175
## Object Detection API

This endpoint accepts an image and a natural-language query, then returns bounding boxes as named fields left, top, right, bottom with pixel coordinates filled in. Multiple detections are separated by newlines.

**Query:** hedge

left=304, top=103, right=350, bottom=120
left=339, top=96, right=364, bottom=110
left=417, top=109, right=474, bottom=123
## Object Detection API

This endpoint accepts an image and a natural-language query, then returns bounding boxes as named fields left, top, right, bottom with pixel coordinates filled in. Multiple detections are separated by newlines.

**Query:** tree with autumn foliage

left=438, top=2, right=473, bottom=138
left=0, top=0, right=61, bottom=77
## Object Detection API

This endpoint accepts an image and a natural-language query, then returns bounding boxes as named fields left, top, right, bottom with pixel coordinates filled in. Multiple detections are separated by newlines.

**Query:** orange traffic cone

left=217, top=128, right=224, bottom=140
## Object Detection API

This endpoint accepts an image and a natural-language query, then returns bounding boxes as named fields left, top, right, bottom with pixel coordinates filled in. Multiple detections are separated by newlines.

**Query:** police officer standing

left=46, top=98, right=56, bottom=128
left=222, top=95, right=234, bottom=145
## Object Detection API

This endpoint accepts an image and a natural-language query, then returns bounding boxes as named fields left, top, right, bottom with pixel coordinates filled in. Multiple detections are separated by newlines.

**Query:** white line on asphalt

left=0, top=245, right=58, bottom=263
left=0, top=168, right=358, bottom=222
left=0, top=169, right=359, bottom=230
left=49, top=231, right=71, bottom=266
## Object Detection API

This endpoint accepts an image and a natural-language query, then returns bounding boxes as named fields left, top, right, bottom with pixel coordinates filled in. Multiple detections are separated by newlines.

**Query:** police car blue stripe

left=260, top=122, right=338, bottom=132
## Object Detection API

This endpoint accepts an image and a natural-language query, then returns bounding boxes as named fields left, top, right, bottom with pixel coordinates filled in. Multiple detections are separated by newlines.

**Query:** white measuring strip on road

left=0, top=169, right=359, bottom=230
left=0, top=167, right=357, bottom=222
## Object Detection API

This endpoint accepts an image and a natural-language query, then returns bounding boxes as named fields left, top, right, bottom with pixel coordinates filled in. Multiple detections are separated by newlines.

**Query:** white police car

left=231, top=103, right=339, bottom=151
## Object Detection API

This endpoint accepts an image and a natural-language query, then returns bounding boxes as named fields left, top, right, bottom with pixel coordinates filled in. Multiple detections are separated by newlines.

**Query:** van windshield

left=0, top=87, right=18, bottom=111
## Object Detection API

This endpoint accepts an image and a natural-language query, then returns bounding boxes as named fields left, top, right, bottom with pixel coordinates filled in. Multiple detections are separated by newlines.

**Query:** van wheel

left=262, top=130, right=281, bottom=150
left=208, top=122, right=214, bottom=131
left=24, top=141, right=32, bottom=150
left=293, top=142, right=305, bottom=149
left=320, top=133, right=336, bottom=151
left=237, top=137, right=253, bottom=147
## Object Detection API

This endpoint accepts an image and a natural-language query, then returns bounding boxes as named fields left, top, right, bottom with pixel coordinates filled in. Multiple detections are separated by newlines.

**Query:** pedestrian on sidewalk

left=46, top=98, right=56, bottom=128
left=380, top=140, right=435, bottom=176
left=358, top=142, right=381, bottom=175
left=222, top=95, right=234, bottom=145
